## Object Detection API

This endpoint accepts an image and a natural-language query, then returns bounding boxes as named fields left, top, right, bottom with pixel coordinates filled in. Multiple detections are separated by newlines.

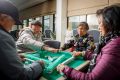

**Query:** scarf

left=88, top=31, right=120, bottom=72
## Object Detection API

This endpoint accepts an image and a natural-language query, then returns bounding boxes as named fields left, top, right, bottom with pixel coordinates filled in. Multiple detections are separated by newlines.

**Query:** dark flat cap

left=0, top=0, right=22, bottom=25
left=31, top=20, right=42, bottom=27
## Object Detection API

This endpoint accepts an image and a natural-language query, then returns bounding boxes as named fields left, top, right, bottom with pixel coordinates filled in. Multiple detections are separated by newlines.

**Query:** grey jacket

left=16, top=27, right=44, bottom=51
left=0, top=26, right=43, bottom=80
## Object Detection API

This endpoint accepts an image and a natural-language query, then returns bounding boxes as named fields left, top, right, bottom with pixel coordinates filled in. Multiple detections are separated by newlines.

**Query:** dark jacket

left=62, top=37, right=120, bottom=80
left=0, top=26, right=43, bottom=80
left=62, top=34, right=95, bottom=52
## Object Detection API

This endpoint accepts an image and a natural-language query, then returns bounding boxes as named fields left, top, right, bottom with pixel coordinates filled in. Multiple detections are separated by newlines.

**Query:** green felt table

left=42, top=58, right=86, bottom=80
left=23, top=50, right=89, bottom=80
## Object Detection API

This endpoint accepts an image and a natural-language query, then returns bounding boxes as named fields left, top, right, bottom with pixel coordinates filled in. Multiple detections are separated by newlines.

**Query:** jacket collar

left=0, top=24, right=10, bottom=35
left=75, top=33, right=88, bottom=38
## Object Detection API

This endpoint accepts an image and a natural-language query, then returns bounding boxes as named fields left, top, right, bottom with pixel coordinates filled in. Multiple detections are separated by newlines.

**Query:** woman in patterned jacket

left=62, top=22, right=95, bottom=56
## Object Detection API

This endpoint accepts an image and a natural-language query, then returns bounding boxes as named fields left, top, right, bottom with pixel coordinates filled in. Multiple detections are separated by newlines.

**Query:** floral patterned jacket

left=62, top=33, right=95, bottom=52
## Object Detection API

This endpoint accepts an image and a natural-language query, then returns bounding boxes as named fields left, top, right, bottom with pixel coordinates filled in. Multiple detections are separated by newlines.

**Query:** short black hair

left=96, top=5, right=120, bottom=32
left=78, top=22, right=89, bottom=30
left=31, top=20, right=42, bottom=27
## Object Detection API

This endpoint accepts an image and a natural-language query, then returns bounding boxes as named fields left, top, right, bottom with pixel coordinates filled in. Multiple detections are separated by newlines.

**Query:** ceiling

left=9, top=0, right=47, bottom=11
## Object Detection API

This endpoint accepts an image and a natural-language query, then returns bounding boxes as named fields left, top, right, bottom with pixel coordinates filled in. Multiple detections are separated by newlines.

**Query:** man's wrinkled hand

left=18, top=54, right=26, bottom=62
left=48, top=47, right=59, bottom=53
left=38, top=60, right=45, bottom=68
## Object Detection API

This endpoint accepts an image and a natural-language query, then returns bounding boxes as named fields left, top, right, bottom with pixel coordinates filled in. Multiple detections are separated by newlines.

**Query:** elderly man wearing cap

left=0, top=0, right=45, bottom=80
left=16, top=20, right=58, bottom=53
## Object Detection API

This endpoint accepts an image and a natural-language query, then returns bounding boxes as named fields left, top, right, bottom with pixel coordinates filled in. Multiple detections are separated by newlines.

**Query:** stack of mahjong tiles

left=23, top=50, right=73, bottom=73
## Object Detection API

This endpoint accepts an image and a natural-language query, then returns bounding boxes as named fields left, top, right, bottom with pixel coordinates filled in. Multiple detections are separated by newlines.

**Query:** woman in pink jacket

left=57, top=5, right=120, bottom=80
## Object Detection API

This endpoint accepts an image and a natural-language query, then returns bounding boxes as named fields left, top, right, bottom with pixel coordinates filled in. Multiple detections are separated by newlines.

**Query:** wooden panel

left=20, top=0, right=56, bottom=20
left=68, top=5, right=108, bottom=16
left=109, top=0, right=120, bottom=5
left=68, top=0, right=108, bottom=11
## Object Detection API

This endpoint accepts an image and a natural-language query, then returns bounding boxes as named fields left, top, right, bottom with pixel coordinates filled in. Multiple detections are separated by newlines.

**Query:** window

left=36, top=17, right=42, bottom=23
left=43, top=15, right=55, bottom=31
left=28, top=18, right=33, bottom=25
left=18, top=25, right=23, bottom=30
left=87, top=14, right=98, bottom=30
left=68, top=14, right=98, bottom=30
left=43, top=15, right=56, bottom=39
left=23, top=20, right=28, bottom=28
left=68, top=15, right=86, bottom=30
left=44, top=15, right=50, bottom=30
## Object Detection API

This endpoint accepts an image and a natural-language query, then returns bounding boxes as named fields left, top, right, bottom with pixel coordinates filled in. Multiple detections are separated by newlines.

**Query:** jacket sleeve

left=17, top=32, right=44, bottom=51
left=82, top=35, right=95, bottom=60
left=83, top=50, right=93, bottom=60
left=62, top=40, right=120, bottom=80
left=86, top=35, right=95, bottom=51
left=61, top=39, right=75, bottom=50
left=0, top=38, right=43, bottom=80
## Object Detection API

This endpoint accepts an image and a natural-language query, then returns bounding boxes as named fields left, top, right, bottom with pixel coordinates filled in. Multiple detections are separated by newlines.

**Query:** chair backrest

left=88, top=30, right=100, bottom=43
left=44, top=29, right=51, bottom=38
left=44, top=29, right=56, bottom=40
left=72, top=29, right=78, bottom=37
left=43, top=40, right=61, bottom=49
